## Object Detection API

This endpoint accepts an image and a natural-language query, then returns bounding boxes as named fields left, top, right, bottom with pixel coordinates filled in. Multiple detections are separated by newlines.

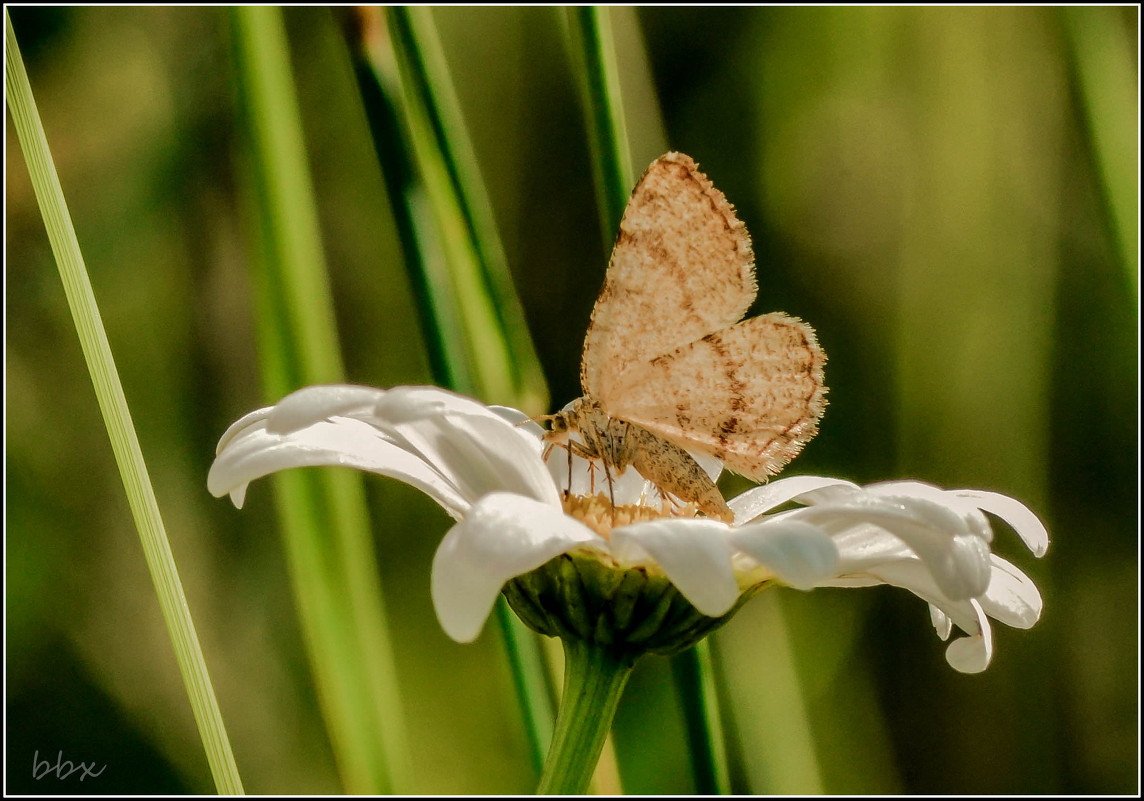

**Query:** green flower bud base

left=504, top=550, right=755, bottom=658
left=504, top=550, right=764, bottom=794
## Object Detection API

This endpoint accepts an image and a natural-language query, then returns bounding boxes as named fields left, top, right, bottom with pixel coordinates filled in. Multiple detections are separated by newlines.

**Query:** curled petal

left=866, top=481, right=993, bottom=543
left=610, top=520, right=739, bottom=617
left=942, top=602, right=993, bottom=674
left=729, top=520, right=839, bottom=590
left=824, top=558, right=984, bottom=637
left=431, top=493, right=606, bottom=642
left=954, top=489, right=1050, bottom=556
left=829, top=522, right=915, bottom=568
left=729, top=476, right=860, bottom=522
left=215, top=405, right=273, bottom=456
left=978, top=554, right=1043, bottom=629
left=266, top=384, right=388, bottom=434
left=374, top=385, right=504, bottom=424
left=208, top=416, right=470, bottom=516
left=793, top=499, right=993, bottom=600
left=930, top=604, right=954, bottom=640
left=374, top=388, right=560, bottom=508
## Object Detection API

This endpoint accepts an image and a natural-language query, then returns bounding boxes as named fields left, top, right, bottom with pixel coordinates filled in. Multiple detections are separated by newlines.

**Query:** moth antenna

left=518, top=412, right=559, bottom=429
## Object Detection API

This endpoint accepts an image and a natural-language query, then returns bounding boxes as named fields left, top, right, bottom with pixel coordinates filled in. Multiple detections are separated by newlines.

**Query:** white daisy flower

left=208, top=384, right=1046, bottom=670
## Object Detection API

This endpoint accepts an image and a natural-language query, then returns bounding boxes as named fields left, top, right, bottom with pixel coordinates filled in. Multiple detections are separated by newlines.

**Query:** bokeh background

left=5, top=6, right=1138, bottom=795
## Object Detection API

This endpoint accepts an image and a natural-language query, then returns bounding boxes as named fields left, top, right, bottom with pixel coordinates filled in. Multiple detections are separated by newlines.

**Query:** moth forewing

left=580, top=152, right=756, bottom=403
left=546, top=151, right=827, bottom=522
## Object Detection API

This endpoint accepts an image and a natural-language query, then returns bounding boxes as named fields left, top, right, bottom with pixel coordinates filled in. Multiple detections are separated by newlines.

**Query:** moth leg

left=647, top=483, right=680, bottom=514
left=543, top=439, right=582, bottom=499
left=552, top=438, right=605, bottom=497
left=602, top=460, right=616, bottom=512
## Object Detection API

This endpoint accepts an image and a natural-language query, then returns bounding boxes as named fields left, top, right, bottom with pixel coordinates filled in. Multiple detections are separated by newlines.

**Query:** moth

left=544, top=152, right=827, bottom=523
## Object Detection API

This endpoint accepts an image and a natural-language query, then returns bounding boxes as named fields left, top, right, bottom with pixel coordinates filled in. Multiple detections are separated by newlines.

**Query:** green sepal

left=503, top=551, right=766, bottom=659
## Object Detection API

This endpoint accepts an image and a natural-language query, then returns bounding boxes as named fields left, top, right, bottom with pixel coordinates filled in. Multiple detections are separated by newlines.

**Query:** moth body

left=546, top=397, right=734, bottom=523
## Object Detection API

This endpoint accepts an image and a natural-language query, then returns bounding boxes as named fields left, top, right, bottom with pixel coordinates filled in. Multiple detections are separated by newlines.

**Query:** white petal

left=728, top=520, right=839, bottom=590
left=374, top=388, right=560, bottom=507
left=208, top=416, right=470, bottom=517
left=265, top=384, right=389, bottom=433
left=215, top=405, right=274, bottom=456
left=977, top=554, right=1043, bottom=629
left=610, top=520, right=738, bottom=617
left=489, top=405, right=546, bottom=440
left=817, top=575, right=884, bottom=588
left=792, top=499, right=992, bottom=600
left=431, top=493, right=606, bottom=642
left=374, top=385, right=504, bottom=423
left=954, top=489, right=1050, bottom=557
left=820, top=561, right=995, bottom=672
left=376, top=387, right=549, bottom=458
left=930, top=604, right=953, bottom=640
left=829, top=522, right=915, bottom=568
left=943, top=602, right=993, bottom=673
left=729, top=476, right=860, bottom=522
left=821, top=558, right=984, bottom=637
left=867, top=481, right=994, bottom=543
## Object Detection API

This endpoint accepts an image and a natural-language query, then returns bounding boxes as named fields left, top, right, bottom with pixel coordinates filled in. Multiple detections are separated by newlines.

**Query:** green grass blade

left=351, top=7, right=550, bottom=413
left=717, top=599, right=825, bottom=794
left=564, top=6, right=634, bottom=246
left=494, top=598, right=560, bottom=774
left=1060, top=7, right=1139, bottom=296
left=341, top=9, right=478, bottom=397
left=4, top=9, right=244, bottom=795
left=230, top=6, right=410, bottom=793
left=388, top=6, right=550, bottom=413
left=341, top=7, right=558, bottom=776
left=672, top=642, right=732, bottom=794
left=562, top=6, right=731, bottom=792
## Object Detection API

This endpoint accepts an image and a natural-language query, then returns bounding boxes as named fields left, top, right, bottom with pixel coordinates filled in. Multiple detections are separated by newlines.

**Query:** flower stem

left=537, top=639, right=636, bottom=795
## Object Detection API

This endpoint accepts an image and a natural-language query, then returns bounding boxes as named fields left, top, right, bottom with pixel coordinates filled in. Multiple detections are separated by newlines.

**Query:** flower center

left=561, top=492, right=701, bottom=539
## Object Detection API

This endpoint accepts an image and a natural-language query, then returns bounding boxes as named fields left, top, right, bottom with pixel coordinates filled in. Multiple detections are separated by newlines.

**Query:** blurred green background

left=5, top=6, right=1137, bottom=795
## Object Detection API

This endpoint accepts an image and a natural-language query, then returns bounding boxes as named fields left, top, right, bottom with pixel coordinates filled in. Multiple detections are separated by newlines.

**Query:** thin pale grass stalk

left=562, top=6, right=732, bottom=793
left=230, top=6, right=410, bottom=793
left=341, top=6, right=559, bottom=775
left=4, top=9, right=243, bottom=795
